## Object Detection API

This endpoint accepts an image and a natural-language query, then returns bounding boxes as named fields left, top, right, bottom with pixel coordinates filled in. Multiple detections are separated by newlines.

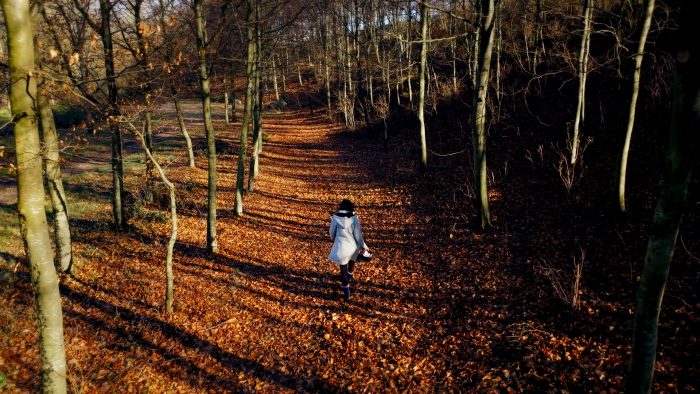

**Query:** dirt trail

left=174, top=108, right=445, bottom=390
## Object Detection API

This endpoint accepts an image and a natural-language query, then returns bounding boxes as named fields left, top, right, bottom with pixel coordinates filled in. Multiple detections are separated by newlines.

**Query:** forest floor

left=0, top=100, right=696, bottom=392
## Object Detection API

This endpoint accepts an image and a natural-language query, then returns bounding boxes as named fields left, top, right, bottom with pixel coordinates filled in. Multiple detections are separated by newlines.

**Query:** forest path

left=180, top=108, right=447, bottom=391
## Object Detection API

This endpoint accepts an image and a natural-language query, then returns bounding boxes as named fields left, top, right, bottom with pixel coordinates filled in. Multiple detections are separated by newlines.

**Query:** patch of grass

left=0, top=108, right=12, bottom=126
left=0, top=206, right=20, bottom=262
left=131, top=205, right=168, bottom=223
left=0, top=371, right=7, bottom=389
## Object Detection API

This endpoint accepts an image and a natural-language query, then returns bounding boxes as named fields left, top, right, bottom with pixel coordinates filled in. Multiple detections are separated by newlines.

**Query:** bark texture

left=472, top=0, right=498, bottom=228
left=617, top=0, right=655, bottom=213
left=627, top=12, right=699, bottom=392
left=194, top=0, right=218, bottom=252
left=2, top=0, right=68, bottom=390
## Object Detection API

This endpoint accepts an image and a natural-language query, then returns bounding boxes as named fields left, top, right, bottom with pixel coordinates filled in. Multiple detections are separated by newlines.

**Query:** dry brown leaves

left=0, top=104, right=696, bottom=392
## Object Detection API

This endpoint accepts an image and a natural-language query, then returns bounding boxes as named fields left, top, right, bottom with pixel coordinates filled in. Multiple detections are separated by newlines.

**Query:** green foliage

left=0, top=371, right=7, bottom=389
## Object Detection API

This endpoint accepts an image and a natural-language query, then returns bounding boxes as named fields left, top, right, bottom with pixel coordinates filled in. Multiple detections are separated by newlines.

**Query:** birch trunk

left=571, top=0, right=593, bottom=165
left=617, top=0, right=655, bottom=213
left=35, top=45, right=72, bottom=273
left=418, top=1, right=429, bottom=168
left=321, top=7, right=332, bottom=116
left=272, top=54, right=280, bottom=102
left=130, top=123, right=177, bottom=314
left=171, top=86, right=195, bottom=168
left=226, top=92, right=231, bottom=123
left=472, top=0, right=497, bottom=228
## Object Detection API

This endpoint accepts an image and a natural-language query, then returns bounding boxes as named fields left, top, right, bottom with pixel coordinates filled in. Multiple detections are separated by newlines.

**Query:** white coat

left=328, top=210, right=368, bottom=266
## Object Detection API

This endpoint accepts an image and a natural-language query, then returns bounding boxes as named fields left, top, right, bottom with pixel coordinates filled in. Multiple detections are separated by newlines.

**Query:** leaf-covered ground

left=0, top=102, right=697, bottom=392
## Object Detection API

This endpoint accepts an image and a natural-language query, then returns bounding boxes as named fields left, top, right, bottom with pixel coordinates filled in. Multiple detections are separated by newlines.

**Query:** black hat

left=339, top=199, right=355, bottom=212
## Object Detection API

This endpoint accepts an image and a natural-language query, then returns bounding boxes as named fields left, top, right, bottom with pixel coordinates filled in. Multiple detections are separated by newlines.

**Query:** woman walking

left=328, top=199, right=371, bottom=299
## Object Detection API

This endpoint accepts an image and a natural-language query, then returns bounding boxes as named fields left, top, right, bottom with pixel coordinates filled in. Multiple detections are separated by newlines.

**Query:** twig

left=680, top=235, right=700, bottom=262
left=209, top=317, right=236, bottom=330
left=427, top=148, right=468, bottom=157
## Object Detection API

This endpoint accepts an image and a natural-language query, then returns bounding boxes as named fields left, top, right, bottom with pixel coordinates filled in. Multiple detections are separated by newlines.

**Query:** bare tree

left=617, top=0, right=655, bottom=213
left=33, top=1, right=72, bottom=273
left=194, top=0, right=218, bottom=252
left=627, top=7, right=699, bottom=391
left=570, top=0, right=593, bottom=165
left=418, top=0, right=429, bottom=167
left=472, top=0, right=499, bottom=228
left=1, top=0, right=68, bottom=390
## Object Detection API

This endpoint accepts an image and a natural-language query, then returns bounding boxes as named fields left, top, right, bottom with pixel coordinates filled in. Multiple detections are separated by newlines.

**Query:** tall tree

left=617, top=0, right=655, bottom=213
left=131, top=0, right=156, bottom=203
left=156, top=0, right=196, bottom=168
left=627, top=6, right=699, bottom=392
left=74, top=0, right=128, bottom=231
left=319, top=1, right=332, bottom=116
left=194, top=0, right=218, bottom=252
left=33, top=2, right=72, bottom=273
left=570, top=0, right=593, bottom=165
left=1, top=0, right=68, bottom=390
left=247, top=0, right=263, bottom=193
left=418, top=0, right=429, bottom=167
left=127, top=122, right=178, bottom=314
left=472, top=0, right=498, bottom=228
left=236, top=0, right=256, bottom=215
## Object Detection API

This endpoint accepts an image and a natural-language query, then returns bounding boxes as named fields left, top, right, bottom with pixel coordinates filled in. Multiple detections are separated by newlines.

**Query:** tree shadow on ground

left=60, top=284, right=350, bottom=392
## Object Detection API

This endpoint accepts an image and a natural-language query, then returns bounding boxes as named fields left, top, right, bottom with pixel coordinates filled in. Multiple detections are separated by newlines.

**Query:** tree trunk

left=321, top=6, right=332, bottom=117
left=406, top=0, right=413, bottom=108
left=571, top=0, right=593, bottom=165
left=495, top=1, right=503, bottom=115
left=134, top=0, right=154, bottom=204
left=532, top=0, right=543, bottom=75
left=2, top=0, right=68, bottom=390
left=231, top=91, right=238, bottom=122
left=627, top=13, right=699, bottom=390
left=194, top=0, right=218, bottom=253
left=617, top=0, right=655, bottom=213
left=236, top=0, right=256, bottom=215
left=472, top=0, right=497, bottom=229
left=272, top=54, right=280, bottom=102
left=450, top=11, right=457, bottom=94
left=418, top=1, right=429, bottom=168
left=283, top=48, right=288, bottom=94
left=171, top=85, right=196, bottom=168
left=248, top=0, right=263, bottom=193
left=130, top=123, right=178, bottom=314
left=344, top=7, right=355, bottom=131
left=471, top=1, right=481, bottom=89
left=143, top=111, right=154, bottom=203
left=99, top=0, right=127, bottom=231
left=35, top=42, right=72, bottom=273
left=225, top=92, right=230, bottom=124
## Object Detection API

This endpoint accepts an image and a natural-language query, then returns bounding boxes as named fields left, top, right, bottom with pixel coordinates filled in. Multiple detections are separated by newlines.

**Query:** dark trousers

left=339, top=261, right=356, bottom=286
